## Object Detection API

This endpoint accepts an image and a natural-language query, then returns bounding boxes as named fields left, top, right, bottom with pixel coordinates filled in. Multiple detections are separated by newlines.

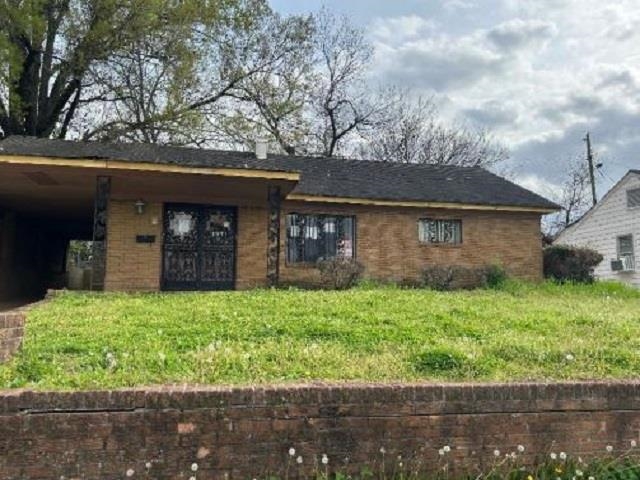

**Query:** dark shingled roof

left=0, top=136, right=559, bottom=210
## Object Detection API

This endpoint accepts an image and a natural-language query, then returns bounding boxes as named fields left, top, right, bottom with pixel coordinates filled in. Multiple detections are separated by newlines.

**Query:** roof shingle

left=0, top=136, right=559, bottom=210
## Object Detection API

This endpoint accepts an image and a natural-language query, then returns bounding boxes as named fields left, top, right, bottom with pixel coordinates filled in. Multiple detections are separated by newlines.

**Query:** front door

left=162, top=204, right=237, bottom=290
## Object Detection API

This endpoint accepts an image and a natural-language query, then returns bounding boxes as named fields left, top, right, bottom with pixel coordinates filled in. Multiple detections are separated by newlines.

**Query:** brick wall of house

left=280, top=201, right=543, bottom=285
left=0, top=382, right=639, bottom=479
left=236, top=206, right=269, bottom=289
left=103, top=198, right=543, bottom=291
left=0, top=311, right=25, bottom=363
left=105, top=200, right=164, bottom=291
left=105, top=200, right=270, bottom=291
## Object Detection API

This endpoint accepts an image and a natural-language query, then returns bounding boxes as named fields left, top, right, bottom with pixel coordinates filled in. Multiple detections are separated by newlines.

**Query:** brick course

left=104, top=197, right=543, bottom=291
left=0, top=382, right=639, bottom=479
left=0, top=311, right=25, bottom=363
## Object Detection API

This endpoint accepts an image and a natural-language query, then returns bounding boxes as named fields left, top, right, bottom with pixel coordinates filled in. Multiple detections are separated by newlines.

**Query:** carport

left=0, top=161, right=97, bottom=302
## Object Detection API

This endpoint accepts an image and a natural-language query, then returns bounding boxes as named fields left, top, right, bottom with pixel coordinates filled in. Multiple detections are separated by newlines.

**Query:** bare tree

left=546, top=157, right=591, bottom=235
left=359, top=94, right=508, bottom=168
left=309, top=9, right=389, bottom=157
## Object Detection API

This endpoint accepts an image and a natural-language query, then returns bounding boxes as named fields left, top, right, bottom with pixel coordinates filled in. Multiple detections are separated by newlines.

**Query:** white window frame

left=617, top=234, right=636, bottom=272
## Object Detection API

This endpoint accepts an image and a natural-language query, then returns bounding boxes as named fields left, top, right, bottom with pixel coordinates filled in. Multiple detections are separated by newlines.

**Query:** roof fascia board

left=286, top=193, right=557, bottom=214
left=0, top=154, right=301, bottom=181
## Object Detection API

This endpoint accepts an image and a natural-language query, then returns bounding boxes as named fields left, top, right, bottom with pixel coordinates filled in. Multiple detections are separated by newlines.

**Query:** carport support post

left=267, top=186, right=281, bottom=287
left=90, top=176, right=111, bottom=291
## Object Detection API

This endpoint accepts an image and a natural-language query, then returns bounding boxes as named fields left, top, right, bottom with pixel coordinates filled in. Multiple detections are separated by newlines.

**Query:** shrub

left=316, top=257, right=365, bottom=290
left=544, top=245, right=603, bottom=283
left=422, top=265, right=502, bottom=290
left=422, top=265, right=456, bottom=290
left=484, top=263, right=508, bottom=289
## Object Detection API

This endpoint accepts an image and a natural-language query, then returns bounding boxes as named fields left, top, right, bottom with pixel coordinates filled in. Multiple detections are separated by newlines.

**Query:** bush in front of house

left=421, top=264, right=507, bottom=291
left=484, top=263, right=508, bottom=289
left=544, top=245, right=604, bottom=283
left=316, top=257, right=365, bottom=290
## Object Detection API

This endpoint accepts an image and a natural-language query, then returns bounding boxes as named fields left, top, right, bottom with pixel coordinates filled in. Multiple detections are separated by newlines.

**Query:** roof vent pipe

left=255, top=137, right=268, bottom=160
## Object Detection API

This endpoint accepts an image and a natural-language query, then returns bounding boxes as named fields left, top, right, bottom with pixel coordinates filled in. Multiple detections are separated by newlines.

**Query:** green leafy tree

left=0, top=0, right=311, bottom=141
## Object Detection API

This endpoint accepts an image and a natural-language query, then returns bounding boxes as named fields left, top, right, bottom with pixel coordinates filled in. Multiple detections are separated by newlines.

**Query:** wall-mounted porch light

left=134, top=199, right=146, bottom=215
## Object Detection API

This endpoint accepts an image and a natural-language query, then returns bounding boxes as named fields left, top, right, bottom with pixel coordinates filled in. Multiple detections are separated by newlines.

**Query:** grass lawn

left=1, top=281, right=639, bottom=390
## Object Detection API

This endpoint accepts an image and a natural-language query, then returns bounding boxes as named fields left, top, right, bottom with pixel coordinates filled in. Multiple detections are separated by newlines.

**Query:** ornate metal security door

left=162, top=204, right=237, bottom=290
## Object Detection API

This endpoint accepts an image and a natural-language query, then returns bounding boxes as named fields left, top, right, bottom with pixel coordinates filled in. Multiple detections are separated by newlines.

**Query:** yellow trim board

left=0, top=154, right=301, bottom=181
left=286, top=193, right=557, bottom=213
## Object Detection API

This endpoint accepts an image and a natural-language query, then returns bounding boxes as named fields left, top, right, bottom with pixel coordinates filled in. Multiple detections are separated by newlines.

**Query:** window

left=286, top=214, right=355, bottom=263
left=617, top=234, right=636, bottom=271
left=627, top=188, right=640, bottom=208
left=418, top=219, right=462, bottom=245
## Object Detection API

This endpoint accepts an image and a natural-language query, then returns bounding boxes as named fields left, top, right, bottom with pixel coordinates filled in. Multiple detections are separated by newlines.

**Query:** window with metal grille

left=286, top=214, right=355, bottom=263
left=418, top=219, right=462, bottom=245
left=627, top=188, right=640, bottom=208
left=617, top=234, right=636, bottom=271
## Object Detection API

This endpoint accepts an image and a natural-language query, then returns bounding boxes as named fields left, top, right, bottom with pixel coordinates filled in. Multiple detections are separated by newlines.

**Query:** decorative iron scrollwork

left=163, top=205, right=236, bottom=290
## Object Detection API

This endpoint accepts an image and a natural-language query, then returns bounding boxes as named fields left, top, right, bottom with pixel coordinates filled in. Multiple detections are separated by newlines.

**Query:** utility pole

left=584, top=132, right=597, bottom=206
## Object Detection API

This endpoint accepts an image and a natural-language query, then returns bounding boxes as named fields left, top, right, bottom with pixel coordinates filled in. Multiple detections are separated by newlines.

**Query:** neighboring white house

left=554, top=169, right=640, bottom=288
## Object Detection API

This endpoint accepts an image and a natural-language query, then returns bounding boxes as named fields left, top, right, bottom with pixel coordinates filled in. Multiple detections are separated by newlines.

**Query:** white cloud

left=441, top=0, right=475, bottom=12
left=368, top=0, right=640, bottom=190
left=486, top=18, right=557, bottom=50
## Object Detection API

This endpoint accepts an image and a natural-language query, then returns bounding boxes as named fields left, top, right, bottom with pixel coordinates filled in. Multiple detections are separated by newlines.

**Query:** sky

left=269, top=0, right=640, bottom=199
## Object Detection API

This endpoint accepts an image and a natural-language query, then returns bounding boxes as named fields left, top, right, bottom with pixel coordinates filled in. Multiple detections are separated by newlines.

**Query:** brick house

left=0, top=136, right=557, bottom=299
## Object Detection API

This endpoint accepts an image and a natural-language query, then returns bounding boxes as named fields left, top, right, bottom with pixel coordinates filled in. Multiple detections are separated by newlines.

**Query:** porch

left=0, top=158, right=295, bottom=300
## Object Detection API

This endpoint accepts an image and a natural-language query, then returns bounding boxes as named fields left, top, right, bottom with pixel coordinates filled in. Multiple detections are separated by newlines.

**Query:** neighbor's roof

left=555, top=169, right=640, bottom=241
left=0, top=136, right=559, bottom=210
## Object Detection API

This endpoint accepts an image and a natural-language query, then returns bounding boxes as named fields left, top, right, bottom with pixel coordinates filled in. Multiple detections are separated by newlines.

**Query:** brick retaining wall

left=0, top=311, right=25, bottom=363
left=1, top=382, right=640, bottom=479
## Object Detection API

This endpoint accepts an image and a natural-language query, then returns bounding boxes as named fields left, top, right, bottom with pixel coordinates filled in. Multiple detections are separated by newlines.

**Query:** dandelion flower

left=438, top=449, right=445, bottom=456
left=550, top=452, right=557, bottom=460
left=296, top=456, right=303, bottom=465
left=125, top=469, right=135, bottom=477
left=510, top=452, right=517, bottom=459
left=606, top=445, right=613, bottom=453
left=588, top=477, right=595, bottom=480
left=566, top=354, right=575, bottom=361
left=443, top=445, right=451, bottom=453
left=493, top=449, right=500, bottom=457
left=289, top=448, right=296, bottom=457
left=576, top=470, right=583, bottom=477
left=632, top=440, right=638, bottom=448
left=145, top=462, right=152, bottom=469
left=380, top=447, right=386, bottom=454
left=190, top=477, right=196, bottom=480
left=559, top=452, right=567, bottom=460
left=321, top=454, right=329, bottom=465
left=191, top=463, right=198, bottom=472
left=517, top=445, right=525, bottom=453
left=398, top=462, right=403, bottom=467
